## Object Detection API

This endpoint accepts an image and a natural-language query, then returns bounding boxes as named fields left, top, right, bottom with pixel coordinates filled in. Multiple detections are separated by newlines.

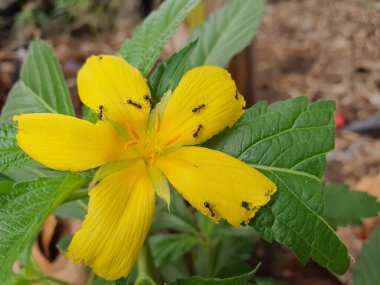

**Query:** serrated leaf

left=119, top=0, right=200, bottom=76
left=0, top=173, right=88, bottom=280
left=150, top=234, right=200, bottom=266
left=149, top=39, right=198, bottom=102
left=353, top=227, right=380, bottom=285
left=323, top=184, right=380, bottom=228
left=0, top=40, right=74, bottom=122
left=190, top=0, right=264, bottom=67
left=168, top=268, right=258, bottom=285
left=0, top=125, right=32, bottom=171
left=205, top=97, right=349, bottom=275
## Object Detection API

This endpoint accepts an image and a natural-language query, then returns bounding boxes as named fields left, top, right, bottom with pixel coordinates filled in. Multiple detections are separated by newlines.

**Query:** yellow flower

left=14, top=55, right=276, bottom=280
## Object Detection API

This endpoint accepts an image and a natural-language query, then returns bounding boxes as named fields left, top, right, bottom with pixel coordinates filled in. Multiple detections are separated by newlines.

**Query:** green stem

left=135, top=240, right=160, bottom=284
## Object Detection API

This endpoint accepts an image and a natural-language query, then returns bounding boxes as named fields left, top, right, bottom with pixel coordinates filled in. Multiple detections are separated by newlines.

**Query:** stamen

left=127, top=125, right=139, bottom=140
left=151, top=153, right=158, bottom=165
left=124, top=140, right=138, bottom=149
left=164, top=135, right=180, bottom=146
left=155, top=111, right=161, bottom=132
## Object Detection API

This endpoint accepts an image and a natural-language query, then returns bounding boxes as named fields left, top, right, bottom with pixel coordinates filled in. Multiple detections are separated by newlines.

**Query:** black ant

left=204, top=202, right=215, bottom=217
left=192, top=103, right=206, bottom=113
left=143, top=94, right=153, bottom=109
left=193, top=124, right=203, bottom=138
left=98, top=105, right=104, bottom=119
left=127, top=99, right=142, bottom=109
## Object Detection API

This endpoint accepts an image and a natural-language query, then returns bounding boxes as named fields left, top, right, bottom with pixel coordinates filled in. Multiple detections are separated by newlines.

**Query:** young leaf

left=149, top=39, right=198, bottom=102
left=353, top=227, right=380, bottom=285
left=0, top=125, right=32, bottom=171
left=168, top=268, right=258, bottom=285
left=0, top=173, right=88, bottom=280
left=119, top=0, right=200, bottom=76
left=190, top=0, right=264, bottom=67
left=205, top=97, right=350, bottom=275
left=0, top=40, right=74, bottom=122
left=323, top=184, right=380, bottom=228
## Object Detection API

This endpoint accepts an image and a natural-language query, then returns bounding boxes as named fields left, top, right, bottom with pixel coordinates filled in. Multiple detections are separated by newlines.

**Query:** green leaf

left=0, top=82, right=50, bottom=123
left=0, top=125, right=32, bottom=171
left=353, top=227, right=380, bottom=285
left=152, top=191, right=198, bottom=236
left=119, top=0, right=200, bottom=76
left=0, top=173, right=88, bottom=280
left=82, top=105, right=99, bottom=123
left=150, top=234, right=201, bottom=266
left=149, top=39, right=198, bottom=102
left=0, top=40, right=74, bottom=122
left=205, top=97, right=350, bottom=275
left=115, top=277, right=130, bottom=285
left=190, top=0, right=264, bottom=67
left=168, top=268, right=258, bottom=285
left=323, top=184, right=380, bottom=228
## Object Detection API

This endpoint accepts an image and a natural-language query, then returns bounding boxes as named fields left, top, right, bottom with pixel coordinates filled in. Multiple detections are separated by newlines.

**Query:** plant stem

left=135, top=239, right=161, bottom=284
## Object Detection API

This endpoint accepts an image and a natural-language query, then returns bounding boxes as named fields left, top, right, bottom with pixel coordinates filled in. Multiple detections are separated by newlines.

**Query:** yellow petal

left=14, top=113, right=126, bottom=171
left=147, top=166, right=170, bottom=209
left=158, top=66, right=245, bottom=147
left=156, top=147, right=276, bottom=227
left=78, top=55, right=152, bottom=137
left=66, top=161, right=155, bottom=280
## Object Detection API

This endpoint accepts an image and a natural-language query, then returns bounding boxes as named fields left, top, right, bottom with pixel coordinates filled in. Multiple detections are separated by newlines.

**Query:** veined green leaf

left=0, top=125, right=32, bottom=171
left=168, top=268, right=258, bottom=285
left=353, top=227, right=380, bottom=285
left=0, top=173, right=88, bottom=279
left=323, top=184, right=380, bottom=228
left=0, top=82, right=50, bottom=123
left=119, top=0, right=200, bottom=76
left=149, top=39, right=198, bottom=102
left=190, top=0, right=264, bottom=67
left=150, top=234, right=201, bottom=267
left=206, top=97, right=349, bottom=275
left=0, top=40, right=74, bottom=122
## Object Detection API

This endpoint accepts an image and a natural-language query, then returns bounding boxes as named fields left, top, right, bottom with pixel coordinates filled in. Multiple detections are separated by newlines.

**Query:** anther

left=193, top=124, right=203, bottom=138
left=124, top=140, right=138, bottom=149
left=164, top=135, right=180, bottom=146
left=127, top=125, right=139, bottom=140
left=97, top=105, right=104, bottom=119
left=192, top=104, right=206, bottom=113
left=204, top=201, right=215, bottom=217
left=127, top=99, right=142, bottom=109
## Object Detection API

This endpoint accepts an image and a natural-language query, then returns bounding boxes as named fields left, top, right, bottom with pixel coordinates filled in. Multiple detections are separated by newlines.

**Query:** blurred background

left=1, top=0, right=380, bottom=284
